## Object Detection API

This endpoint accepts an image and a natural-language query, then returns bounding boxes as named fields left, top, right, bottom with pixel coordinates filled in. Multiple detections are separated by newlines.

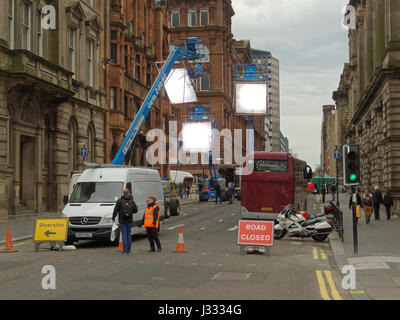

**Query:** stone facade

left=331, top=0, right=400, bottom=213
left=0, top=0, right=107, bottom=219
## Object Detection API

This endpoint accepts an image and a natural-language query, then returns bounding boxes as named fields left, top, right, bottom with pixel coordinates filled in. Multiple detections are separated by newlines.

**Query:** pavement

left=327, top=193, right=400, bottom=300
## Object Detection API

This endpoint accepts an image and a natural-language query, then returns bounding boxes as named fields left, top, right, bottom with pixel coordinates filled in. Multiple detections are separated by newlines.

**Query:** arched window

left=196, top=43, right=209, bottom=63
left=188, top=8, right=196, bottom=27
left=67, top=121, right=75, bottom=173
left=171, top=9, right=180, bottom=28
left=200, top=7, right=209, bottom=26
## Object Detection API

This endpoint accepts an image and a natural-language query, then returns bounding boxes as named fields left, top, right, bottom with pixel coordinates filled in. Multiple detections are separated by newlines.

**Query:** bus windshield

left=70, top=182, right=123, bottom=203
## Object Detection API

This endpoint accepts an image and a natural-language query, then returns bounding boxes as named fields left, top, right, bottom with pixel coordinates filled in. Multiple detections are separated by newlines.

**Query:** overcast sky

left=231, top=0, right=350, bottom=170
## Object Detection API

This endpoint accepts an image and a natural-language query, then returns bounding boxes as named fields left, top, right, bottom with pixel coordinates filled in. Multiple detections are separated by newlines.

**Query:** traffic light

left=343, top=144, right=360, bottom=186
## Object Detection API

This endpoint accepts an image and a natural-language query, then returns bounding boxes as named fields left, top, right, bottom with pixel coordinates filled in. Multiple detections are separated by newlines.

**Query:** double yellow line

left=313, top=247, right=326, bottom=260
left=315, top=270, right=342, bottom=300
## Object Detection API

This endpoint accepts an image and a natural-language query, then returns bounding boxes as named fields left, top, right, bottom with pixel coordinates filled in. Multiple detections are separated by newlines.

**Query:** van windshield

left=70, top=182, right=123, bottom=203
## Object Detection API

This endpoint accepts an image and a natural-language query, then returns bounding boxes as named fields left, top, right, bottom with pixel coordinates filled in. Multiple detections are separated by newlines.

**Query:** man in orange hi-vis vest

left=141, top=196, right=162, bottom=252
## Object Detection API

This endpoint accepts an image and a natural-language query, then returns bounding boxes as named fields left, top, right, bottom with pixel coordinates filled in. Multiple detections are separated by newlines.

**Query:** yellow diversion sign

left=33, top=218, right=69, bottom=242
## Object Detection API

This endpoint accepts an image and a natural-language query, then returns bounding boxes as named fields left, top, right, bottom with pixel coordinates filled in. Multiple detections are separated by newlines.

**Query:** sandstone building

left=105, top=0, right=170, bottom=169
left=0, top=0, right=107, bottom=219
left=329, top=0, right=400, bottom=212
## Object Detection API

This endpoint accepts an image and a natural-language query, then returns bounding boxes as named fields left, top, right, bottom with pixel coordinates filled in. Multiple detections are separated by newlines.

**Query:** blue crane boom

left=111, top=38, right=204, bottom=165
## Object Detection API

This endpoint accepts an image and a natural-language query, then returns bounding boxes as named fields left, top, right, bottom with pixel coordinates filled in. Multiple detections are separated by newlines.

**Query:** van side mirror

left=63, top=195, right=69, bottom=205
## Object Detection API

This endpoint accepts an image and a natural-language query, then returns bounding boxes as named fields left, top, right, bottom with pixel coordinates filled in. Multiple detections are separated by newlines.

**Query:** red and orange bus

left=240, top=152, right=308, bottom=221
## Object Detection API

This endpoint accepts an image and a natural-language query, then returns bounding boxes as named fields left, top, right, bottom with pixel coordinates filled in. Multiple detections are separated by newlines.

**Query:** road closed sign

left=33, top=218, right=69, bottom=242
left=237, top=220, right=274, bottom=246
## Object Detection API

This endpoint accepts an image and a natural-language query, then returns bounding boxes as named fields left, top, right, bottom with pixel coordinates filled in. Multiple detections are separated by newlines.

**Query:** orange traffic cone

left=117, top=231, right=123, bottom=251
left=1, top=227, right=17, bottom=253
left=175, top=226, right=186, bottom=252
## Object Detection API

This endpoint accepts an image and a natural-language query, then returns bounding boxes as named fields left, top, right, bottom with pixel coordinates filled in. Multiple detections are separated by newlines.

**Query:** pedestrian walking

left=185, top=186, right=190, bottom=199
left=383, top=190, right=394, bottom=220
left=227, top=182, right=234, bottom=204
left=372, top=186, right=383, bottom=220
left=178, top=183, right=183, bottom=200
left=349, top=187, right=362, bottom=223
left=362, top=189, right=373, bottom=224
left=112, top=188, right=138, bottom=255
left=215, top=182, right=222, bottom=204
left=321, top=183, right=326, bottom=203
left=331, top=181, right=337, bottom=201
left=141, top=196, right=162, bottom=252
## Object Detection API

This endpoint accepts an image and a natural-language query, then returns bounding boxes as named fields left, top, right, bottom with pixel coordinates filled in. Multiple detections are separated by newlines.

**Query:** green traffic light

left=350, top=174, right=357, bottom=182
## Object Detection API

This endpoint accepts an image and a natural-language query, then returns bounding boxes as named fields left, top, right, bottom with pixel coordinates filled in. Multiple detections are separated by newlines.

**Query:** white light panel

left=235, top=83, right=267, bottom=114
left=165, top=68, right=198, bottom=104
left=181, top=121, right=212, bottom=153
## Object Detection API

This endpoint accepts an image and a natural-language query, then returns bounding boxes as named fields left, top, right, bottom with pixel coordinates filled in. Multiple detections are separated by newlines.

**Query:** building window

left=135, top=55, right=141, bottom=81
left=87, top=126, right=93, bottom=162
left=146, top=62, right=151, bottom=87
left=22, top=1, right=31, bottom=50
left=200, top=72, right=210, bottom=91
left=200, top=8, right=209, bottom=26
left=124, top=95, right=128, bottom=120
left=124, top=46, right=128, bottom=72
left=111, top=30, right=117, bottom=40
left=110, top=30, right=117, bottom=63
left=37, top=11, right=43, bottom=57
left=87, top=39, right=94, bottom=86
left=8, top=0, right=14, bottom=49
left=188, top=8, right=196, bottom=27
left=110, top=87, right=116, bottom=111
left=67, top=121, right=75, bottom=173
left=171, top=9, right=179, bottom=28
left=68, top=28, right=76, bottom=73
left=110, top=43, right=117, bottom=63
left=162, top=115, right=168, bottom=133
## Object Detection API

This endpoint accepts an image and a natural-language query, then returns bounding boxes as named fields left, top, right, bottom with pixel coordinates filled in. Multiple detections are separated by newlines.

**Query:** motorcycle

left=274, top=204, right=333, bottom=242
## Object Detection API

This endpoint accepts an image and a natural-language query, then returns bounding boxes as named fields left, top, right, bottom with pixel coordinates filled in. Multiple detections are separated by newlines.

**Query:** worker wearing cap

left=141, top=196, right=162, bottom=252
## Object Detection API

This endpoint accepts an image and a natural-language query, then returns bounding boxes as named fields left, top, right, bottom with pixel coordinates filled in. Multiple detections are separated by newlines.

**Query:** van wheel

left=164, top=204, right=170, bottom=219
left=170, top=199, right=180, bottom=216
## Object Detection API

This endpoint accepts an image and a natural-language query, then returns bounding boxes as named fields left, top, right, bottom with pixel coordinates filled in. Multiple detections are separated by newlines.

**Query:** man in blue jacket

left=227, top=182, right=235, bottom=204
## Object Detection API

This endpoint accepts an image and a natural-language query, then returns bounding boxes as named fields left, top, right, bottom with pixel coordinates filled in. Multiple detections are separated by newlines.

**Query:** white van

left=61, top=167, right=165, bottom=245
left=68, top=173, right=81, bottom=199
